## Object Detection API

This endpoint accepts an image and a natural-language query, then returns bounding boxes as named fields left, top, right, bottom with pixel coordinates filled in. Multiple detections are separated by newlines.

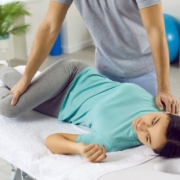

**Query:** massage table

left=0, top=66, right=180, bottom=180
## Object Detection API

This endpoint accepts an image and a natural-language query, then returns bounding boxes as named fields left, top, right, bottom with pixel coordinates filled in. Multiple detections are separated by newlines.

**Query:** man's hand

left=155, top=91, right=179, bottom=115
left=10, top=77, right=31, bottom=106
left=78, top=143, right=107, bottom=163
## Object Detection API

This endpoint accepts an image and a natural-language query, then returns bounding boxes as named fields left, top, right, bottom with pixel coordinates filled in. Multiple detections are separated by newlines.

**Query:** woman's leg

left=0, top=59, right=88, bottom=118
left=0, top=87, right=10, bottom=102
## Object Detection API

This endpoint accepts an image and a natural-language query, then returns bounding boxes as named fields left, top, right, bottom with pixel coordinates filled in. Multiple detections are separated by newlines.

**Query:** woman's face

left=132, top=112, right=170, bottom=151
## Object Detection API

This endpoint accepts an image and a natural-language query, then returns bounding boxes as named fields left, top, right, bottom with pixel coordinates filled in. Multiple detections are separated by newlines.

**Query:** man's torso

left=54, top=0, right=161, bottom=77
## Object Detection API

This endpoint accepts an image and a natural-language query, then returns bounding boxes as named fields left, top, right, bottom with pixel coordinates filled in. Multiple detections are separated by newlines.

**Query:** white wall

left=2, top=0, right=180, bottom=61
left=24, top=0, right=50, bottom=57
left=24, top=0, right=93, bottom=56
left=1, top=0, right=93, bottom=60
left=1, top=32, right=15, bottom=60
left=61, top=3, right=93, bottom=54
left=161, top=0, right=180, bottom=21
left=0, top=0, right=44, bottom=61
left=13, top=17, right=28, bottom=61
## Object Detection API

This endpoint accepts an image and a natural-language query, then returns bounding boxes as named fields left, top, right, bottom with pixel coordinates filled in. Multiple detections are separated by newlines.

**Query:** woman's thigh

left=0, top=59, right=89, bottom=118
left=34, top=59, right=89, bottom=118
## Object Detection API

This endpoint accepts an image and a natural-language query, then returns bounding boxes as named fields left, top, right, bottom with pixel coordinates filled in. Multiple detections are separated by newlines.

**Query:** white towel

left=0, top=65, right=156, bottom=180
left=0, top=111, right=156, bottom=180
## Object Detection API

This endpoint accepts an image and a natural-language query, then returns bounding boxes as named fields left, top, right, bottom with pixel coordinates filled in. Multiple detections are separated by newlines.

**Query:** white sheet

left=0, top=111, right=156, bottom=180
left=0, top=65, right=156, bottom=180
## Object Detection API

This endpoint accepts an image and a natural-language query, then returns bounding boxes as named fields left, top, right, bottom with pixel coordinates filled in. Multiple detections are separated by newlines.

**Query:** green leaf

left=0, top=1, right=31, bottom=36
left=9, top=24, right=31, bottom=36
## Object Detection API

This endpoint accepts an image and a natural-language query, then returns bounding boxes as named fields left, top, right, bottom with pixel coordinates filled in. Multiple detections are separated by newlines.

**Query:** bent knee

left=0, top=106, right=19, bottom=118
left=0, top=95, right=19, bottom=118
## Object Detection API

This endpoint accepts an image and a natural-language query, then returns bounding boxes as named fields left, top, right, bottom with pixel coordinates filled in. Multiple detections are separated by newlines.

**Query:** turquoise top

left=58, top=67, right=163, bottom=152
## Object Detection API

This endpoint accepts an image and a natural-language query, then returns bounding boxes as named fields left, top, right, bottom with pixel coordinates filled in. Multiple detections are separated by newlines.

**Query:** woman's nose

left=138, top=122, right=149, bottom=132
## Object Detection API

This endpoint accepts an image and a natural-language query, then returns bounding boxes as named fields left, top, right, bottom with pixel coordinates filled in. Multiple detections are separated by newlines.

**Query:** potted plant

left=0, top=1, right=31, bottom=53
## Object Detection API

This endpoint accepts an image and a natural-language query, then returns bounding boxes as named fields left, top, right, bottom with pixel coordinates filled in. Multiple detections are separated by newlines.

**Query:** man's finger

left=165, top=100, right=172, bottom=113
left=171, top=102, right=176, bottom=115
left=11, top=94, right=19, bottom=106
left=176, top=101, right=179, bottom=115
left=155, top=96, right=163, bottom=110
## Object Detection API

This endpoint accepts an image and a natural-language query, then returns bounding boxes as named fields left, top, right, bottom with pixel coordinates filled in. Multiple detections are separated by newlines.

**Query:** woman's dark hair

left=154, top=113, right=180, bottom=158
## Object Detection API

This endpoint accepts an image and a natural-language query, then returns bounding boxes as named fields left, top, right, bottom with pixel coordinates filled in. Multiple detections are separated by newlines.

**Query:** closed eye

left=146, top=134, right=149, bottom=142
left=152, top=118, right=159, bottom=126
left=148, top=117, right=161, bottom=145
left=152, top=119, right=155, bottom=125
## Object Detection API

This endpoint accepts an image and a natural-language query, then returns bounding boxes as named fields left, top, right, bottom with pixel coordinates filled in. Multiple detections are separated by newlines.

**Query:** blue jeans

left=100, top=71, right=158, bottom=97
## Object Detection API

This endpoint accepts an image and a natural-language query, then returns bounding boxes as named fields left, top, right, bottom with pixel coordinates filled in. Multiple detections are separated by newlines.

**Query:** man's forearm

left=147, top=29, right=170, bottom=92
left=22, top=23, right=60, bottom=82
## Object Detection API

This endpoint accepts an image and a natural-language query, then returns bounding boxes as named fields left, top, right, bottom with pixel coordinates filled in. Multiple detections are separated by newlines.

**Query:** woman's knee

left=0, top=95, right=19, bottom=118
left=2, top=69, right=21, bottom=83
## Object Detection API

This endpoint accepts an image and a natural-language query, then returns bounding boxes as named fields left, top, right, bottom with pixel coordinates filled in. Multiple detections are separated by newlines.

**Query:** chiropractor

left=10, top=0, right=179, bottom=115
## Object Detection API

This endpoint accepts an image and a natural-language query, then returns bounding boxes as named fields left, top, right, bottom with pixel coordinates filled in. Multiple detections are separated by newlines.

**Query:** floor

left=0, top=45, right=180, bottom=180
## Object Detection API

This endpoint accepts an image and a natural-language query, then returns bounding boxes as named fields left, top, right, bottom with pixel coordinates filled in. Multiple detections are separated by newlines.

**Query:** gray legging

left=0, top=59, right=89, bottom=118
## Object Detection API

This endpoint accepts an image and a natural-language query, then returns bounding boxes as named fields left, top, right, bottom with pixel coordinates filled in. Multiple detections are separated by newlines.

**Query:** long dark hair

left=154, top=113, right=180, bottom=158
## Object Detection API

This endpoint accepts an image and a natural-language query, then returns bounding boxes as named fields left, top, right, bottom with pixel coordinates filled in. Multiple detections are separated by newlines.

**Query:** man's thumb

left=11, top=95, right=18, bottom=106
left=155, top=97, right=163, bottom=110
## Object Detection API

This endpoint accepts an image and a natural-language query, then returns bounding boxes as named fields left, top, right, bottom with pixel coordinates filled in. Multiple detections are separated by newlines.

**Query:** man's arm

left=10, top=0, right=70, bottom=106
left=45, top=133, right=106, bottom=163
left=139, top=3, right=179, bottom=115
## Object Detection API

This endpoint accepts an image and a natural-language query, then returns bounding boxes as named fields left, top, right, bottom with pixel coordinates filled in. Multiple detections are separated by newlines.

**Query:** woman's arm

left=45, top=133, right=107, bottom=163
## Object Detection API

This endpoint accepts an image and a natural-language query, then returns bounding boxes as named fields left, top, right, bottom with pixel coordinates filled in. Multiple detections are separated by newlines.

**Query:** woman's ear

left=165, top=112, right=171, bottom=115
left=164, top=112, right=171, bottom=122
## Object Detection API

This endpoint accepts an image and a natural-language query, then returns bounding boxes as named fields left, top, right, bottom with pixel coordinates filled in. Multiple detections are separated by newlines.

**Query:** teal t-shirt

left=58, top=67, right=163, bottom=152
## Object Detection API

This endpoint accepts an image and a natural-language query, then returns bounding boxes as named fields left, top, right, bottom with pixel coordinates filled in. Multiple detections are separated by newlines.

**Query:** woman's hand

left=10, top=77, right=31, bottom=106
left=155, top=91, right=179, bottom=115
left=78, top=143, right=107, bottom=163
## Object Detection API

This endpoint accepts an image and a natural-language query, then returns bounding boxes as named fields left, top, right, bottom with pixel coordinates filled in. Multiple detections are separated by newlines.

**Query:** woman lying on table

left=0, top=59, right=180, bottom=163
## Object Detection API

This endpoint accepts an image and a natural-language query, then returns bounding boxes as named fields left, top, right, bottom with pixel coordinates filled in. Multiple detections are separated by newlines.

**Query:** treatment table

left=0, top=66, right=180, bottom=180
